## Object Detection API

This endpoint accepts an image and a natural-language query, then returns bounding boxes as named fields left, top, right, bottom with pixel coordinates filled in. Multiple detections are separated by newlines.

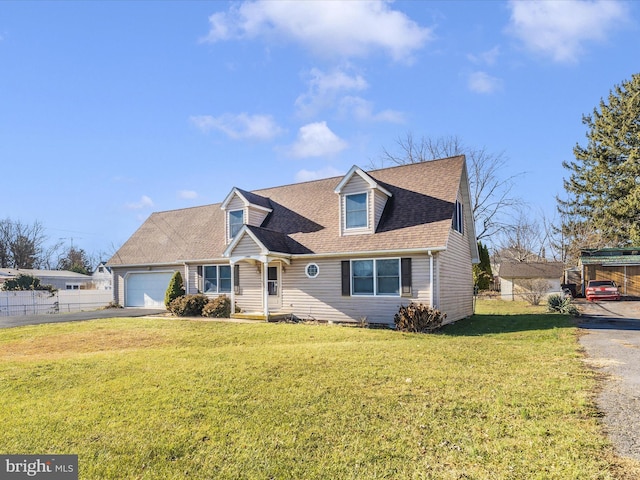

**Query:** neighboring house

left=108, top=156, right=479, bottom=326
left=498, top=262, right=564, bottom=301
left=580, top=248, right=640, bottom=296
left=92, top=262, right=113, bottom=291
left=0, top=268, right=93, bottom=291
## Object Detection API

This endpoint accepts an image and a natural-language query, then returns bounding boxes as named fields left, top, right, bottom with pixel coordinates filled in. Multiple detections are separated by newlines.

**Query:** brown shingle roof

left=108, top=156, right=466, bottom=266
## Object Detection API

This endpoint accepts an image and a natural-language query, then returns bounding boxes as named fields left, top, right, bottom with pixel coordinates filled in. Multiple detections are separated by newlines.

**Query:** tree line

left=0, top=218, right=96, bottom=274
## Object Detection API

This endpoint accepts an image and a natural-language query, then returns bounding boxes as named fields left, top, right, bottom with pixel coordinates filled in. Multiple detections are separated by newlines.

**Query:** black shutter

left=401, top=258, right=412, bottom=296
left=341, top=261, right=351, bottom=296
left=234, top=264, right=240, bottom=294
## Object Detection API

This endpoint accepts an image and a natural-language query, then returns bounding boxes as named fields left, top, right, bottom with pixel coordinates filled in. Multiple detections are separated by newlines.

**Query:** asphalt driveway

left=578, top=299, right=640, bottom=461
left=0, top=308, right=167, bottom=329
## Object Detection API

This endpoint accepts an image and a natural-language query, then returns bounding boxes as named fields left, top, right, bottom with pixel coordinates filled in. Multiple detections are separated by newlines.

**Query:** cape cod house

left=108, top=156, right=479, bottom=326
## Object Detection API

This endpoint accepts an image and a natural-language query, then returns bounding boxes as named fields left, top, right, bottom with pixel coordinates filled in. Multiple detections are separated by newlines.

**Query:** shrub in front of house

left=547, top=294, right=580, bottom=316
left=165, top=271, right=185, bottom=308
left=394, top=303, right=446, bottom=333
left=202, top=295, right=232, bottom=318
left=168, top=294, right=208, bottom=317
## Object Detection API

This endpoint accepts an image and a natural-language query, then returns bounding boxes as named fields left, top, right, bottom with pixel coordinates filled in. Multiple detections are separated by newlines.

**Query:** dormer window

left=229, top=209, right=244, bottom=238
left=335, top=165, right=392, bottom=237
left=221, top=188, right=273, bottom=243
left=346, top=193, right=368, bottom=229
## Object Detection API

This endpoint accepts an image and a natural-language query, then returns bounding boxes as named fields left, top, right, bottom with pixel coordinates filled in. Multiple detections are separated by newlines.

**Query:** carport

left=580, top=248, right=640, bottom=296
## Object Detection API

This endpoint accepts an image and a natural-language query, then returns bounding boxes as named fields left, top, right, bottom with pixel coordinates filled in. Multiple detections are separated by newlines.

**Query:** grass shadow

left=440, top=313, right=575, bottom=336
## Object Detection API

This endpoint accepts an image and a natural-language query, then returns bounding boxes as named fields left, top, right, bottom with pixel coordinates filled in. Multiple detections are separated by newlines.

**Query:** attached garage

left=125, top=272, right=174, bottom=307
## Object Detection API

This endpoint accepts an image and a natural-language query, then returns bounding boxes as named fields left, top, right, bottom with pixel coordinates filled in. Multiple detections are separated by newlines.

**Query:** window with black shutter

left=401, top=258, right=412, bottom=296
left=341, top=261, right=351, bottom=296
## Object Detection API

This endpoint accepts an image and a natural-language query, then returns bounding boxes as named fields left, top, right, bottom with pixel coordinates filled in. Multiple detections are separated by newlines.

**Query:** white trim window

left=229, top=209, right=244, bottom=238
left=203, top=265, right=232, bottom=294
left=345, top=192, right=368, bottom=229
left=351, top=258, right=400, bottom=296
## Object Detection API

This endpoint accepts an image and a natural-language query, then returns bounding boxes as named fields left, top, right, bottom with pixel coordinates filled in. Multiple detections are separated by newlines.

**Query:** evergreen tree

left=164, top=271, right=185, bottom=307
left=559, top=73, right=640, bottom=250
left=473, top=241, right=493, bottom=290
left=57, top=246, right=92, bottom=274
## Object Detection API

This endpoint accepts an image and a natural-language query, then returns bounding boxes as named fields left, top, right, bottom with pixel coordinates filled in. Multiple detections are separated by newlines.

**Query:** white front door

left=267, top=264, right=281, bottom=311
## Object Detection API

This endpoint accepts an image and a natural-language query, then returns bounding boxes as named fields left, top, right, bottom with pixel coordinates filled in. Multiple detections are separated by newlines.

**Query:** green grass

left=0, top=302, right=623, bottom=479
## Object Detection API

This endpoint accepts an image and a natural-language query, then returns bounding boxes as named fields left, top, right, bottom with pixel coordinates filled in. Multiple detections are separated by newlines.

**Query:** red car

left=585, top=280, right=621, bottom=301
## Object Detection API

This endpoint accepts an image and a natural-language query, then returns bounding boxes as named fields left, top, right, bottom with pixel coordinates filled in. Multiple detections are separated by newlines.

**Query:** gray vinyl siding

left=186, top=264, right=199, bottom=294
left=235, top=264, right=262, bottom=312
left=233, top=235, right=263, bottom=257
left=247, top=206, right=268, bottom=227
left=279, top=255, right=433, bottom=325
left=439, top=199, right=474, bottom=323
left=373, top=189, right=388, bottom=230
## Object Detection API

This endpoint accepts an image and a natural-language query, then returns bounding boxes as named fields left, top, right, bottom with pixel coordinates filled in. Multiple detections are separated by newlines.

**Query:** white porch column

left=229, top=260, right=236, bottom=316
left=262, top=259, right=269, bottom=318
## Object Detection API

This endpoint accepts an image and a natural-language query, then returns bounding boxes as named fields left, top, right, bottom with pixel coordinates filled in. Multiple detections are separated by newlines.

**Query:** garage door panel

left=126, top=272, right=174, bottom=307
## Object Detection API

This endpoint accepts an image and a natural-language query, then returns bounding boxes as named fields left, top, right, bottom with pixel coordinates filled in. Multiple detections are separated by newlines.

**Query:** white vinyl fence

left=0, top=290, right=114, bottom=317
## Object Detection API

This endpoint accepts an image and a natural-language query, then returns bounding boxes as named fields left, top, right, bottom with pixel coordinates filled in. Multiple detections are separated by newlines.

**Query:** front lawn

left=0, top=303, right=622, bottom=478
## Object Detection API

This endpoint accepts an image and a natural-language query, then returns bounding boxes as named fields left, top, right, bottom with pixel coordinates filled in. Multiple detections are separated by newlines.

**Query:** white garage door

left=126, top=272, right=174, bottom=307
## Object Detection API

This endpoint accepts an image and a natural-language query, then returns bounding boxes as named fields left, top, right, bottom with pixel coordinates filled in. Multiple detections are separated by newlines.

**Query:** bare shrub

left=516, top=279, right=552, bottom=306
left=394, top=303, right=447, bottom=333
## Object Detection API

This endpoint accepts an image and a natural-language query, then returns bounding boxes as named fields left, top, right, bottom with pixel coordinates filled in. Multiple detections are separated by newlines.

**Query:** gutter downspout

left=428, top=250, right=434, bottom=308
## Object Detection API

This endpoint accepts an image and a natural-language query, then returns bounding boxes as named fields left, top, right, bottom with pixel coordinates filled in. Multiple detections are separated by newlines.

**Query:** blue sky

left=1, top=0, right=638, bottom=260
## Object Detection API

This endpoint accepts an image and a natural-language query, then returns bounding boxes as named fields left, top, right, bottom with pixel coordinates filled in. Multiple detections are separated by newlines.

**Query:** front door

left=267, top=265, right=281, bottom=311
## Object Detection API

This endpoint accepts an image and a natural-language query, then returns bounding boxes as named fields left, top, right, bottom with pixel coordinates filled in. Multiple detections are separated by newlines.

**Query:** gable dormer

left=221, top=188, right=272, bottom=243
left=334, top=165, right=392, bottom=236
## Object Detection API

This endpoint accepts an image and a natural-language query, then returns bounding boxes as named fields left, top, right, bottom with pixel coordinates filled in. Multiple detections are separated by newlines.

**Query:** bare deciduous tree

left=493, top=209, right=559, bottom=263
left=374, top=133, right=522, bottom=241
left=0, top=218, right=49, bottom=269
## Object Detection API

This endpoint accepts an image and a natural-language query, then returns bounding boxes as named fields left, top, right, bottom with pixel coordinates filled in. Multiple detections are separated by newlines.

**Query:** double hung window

left=345, top=193, right=368, bottom=229
left=351, top=259, right=400, bottom=296
left=229, top=209, right=244, bottom=238
left=203, top=265, right=232, bottom=293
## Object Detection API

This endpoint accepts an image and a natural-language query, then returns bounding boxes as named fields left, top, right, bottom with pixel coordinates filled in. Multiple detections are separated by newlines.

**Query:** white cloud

left=295, top=67, right=369, bottom=117
left=178, top=190, right=198, bottom=200
left=295, top=165, right=345, bottom=183
left=506, top=0, right=628, bottom=63
left=288, top=122, right=348, bottom=158
left=190, top=113, right=284, bottom=141
left=126, top=195, right=154, bottom=210
left=467, top=46, right=500, bottom=66
left=202, top=0, right=433, bottom=62
left=468, top=71, right=502, bottom=94
left=339, top=96, right=405, bottom=123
